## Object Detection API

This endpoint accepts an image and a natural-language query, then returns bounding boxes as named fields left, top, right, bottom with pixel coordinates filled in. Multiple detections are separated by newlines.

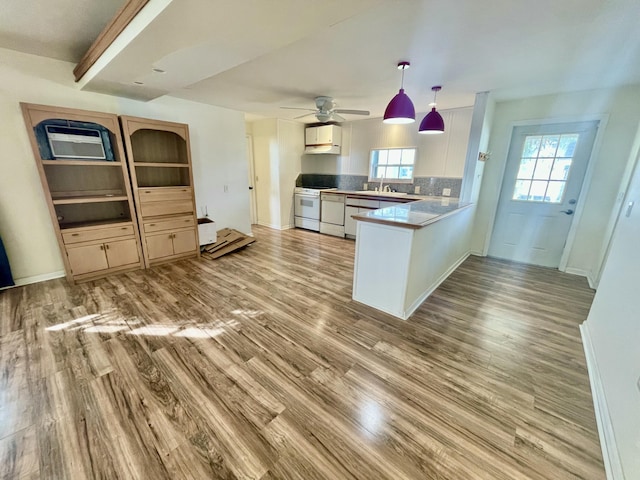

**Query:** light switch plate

left=442, top=188, right=451, bottom=197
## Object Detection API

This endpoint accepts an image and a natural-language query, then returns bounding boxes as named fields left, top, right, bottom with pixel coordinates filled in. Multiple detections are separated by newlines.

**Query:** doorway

left=246, top=135, right=258, bottom=225
left=489, top=121, right=598, bottom=268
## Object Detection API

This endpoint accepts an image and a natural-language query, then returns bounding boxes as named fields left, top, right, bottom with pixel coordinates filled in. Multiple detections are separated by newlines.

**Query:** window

left=512, top=134, right=579, bottom=203
left=369, top=148, right=416, bottom=182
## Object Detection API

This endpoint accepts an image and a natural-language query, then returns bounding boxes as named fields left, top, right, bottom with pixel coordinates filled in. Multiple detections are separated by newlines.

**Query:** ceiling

left=3, top=0, right=640, bottom=121
left=0, top=0, right=126, bottom=62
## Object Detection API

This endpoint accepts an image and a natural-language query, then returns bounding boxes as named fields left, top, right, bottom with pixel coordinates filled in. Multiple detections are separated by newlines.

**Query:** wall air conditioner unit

left=305, top=125, right=342, bottom=154
left=45, top=125, right=107, bottom=160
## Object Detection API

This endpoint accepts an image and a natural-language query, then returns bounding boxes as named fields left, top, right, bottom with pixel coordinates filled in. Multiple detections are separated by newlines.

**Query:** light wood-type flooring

left=0, top=225, right=604, bottom=479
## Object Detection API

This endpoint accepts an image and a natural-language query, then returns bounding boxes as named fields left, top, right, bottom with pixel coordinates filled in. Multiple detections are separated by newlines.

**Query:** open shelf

left=52, top=195, right=128, bottom=205
left=131, top=129, right=188, bottom=164
left=135, top=165, right=191, bottom=187
left=132, top=162, right=190, bottom=168
left=55, top=200, right=132, bottom=228
left=44, top=163, right=127, bottom=199
left=41, top=159, right=122, bottom=167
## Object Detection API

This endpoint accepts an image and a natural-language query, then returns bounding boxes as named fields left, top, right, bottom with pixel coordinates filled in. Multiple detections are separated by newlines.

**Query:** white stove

left=293, top=187, right=335, bottom=231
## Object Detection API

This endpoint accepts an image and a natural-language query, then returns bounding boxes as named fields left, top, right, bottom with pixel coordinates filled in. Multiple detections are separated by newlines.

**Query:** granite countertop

left=352, top=197, right=472, bottom=229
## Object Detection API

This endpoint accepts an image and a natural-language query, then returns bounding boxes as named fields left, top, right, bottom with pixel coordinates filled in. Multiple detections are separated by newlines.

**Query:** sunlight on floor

left=44, top=309, right=251, bottom=339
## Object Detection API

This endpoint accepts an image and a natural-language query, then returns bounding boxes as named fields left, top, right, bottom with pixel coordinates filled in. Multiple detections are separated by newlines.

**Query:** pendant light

left=383, top=61, right=415, bottom=124
left=419, top=86, right=445, bottom=134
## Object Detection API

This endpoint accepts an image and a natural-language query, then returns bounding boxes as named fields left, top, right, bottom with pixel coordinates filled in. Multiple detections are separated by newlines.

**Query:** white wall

left=249, top=118, right=303, bottom=229
left=582, top=148, right=640, bottom=479
left=301, top=107, right=473, bottom=177
left=278, top=120, right=304, bottom=228
left=0, top=48, right=250, bottom=284
left=472, top=85, right=640, bottom=281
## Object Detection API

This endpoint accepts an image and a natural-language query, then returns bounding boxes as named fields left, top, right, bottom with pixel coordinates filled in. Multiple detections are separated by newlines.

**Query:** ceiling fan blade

left=294, top=112, right=317, bottom=119
left=331, top=113, right=346, bottom=122
left=334, top=109, right=370, bottom=115
left=280, top=107, right=316, bottom=111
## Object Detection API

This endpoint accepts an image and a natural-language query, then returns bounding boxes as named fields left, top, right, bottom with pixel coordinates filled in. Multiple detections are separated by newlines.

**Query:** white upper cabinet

left=305, top=125, right=341, bottom=154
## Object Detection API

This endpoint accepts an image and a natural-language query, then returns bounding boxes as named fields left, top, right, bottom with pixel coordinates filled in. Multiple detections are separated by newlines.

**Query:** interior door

left=489, top=121, right=598, bottom=267
left=246, top=135, right=258, bottom=224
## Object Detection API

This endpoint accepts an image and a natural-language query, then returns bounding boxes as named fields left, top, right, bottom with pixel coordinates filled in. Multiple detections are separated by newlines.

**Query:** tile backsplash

left=296, top=174, right=462, bottom=197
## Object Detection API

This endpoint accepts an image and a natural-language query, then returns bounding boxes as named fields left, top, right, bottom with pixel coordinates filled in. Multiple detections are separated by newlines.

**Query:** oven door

left=294, top=193, right=320, bottom=220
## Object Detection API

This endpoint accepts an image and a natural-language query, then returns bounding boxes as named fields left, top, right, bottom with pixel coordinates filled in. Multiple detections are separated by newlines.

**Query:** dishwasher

left=320, top=192, right=345, bottom=237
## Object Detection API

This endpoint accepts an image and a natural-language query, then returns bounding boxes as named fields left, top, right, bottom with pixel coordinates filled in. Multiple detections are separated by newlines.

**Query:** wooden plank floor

left=0, top=225, right=604, bottom=479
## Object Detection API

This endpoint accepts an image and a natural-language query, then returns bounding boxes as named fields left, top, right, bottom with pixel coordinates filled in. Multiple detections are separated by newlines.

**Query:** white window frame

left=368, top=147, right=417, bottom=183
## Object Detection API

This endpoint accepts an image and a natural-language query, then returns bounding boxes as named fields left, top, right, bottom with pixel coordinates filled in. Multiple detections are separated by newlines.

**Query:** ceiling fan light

left=419, top=107, right=445, bottom=134
left=383, top=88, right=415, bottom=124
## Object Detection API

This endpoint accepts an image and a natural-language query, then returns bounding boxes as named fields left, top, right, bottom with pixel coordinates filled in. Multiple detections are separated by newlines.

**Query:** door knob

left=560, top=209, right=574, bottom=215
left=568, top=199, right=577, bottom=205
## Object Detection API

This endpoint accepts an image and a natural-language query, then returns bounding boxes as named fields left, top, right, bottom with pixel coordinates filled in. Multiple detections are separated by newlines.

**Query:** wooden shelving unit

left=120, top=115, right=199, bottom=268
left=21, top=103, right=145, bottom=283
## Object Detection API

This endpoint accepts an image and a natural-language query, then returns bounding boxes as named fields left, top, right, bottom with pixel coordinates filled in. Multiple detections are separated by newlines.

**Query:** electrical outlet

left=442, top=188, right=451, bottom=197
left=363, top=183, right=368, bottom=190
left=414, top=186, right=420, bottom=194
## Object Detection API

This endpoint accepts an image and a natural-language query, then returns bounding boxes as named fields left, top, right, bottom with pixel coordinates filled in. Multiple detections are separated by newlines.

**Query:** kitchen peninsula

left=352, top=198, right=474, bottom=319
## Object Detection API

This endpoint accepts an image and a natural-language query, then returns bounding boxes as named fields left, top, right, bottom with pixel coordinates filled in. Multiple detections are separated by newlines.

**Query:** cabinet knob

left=100, top=245, right=104, bottom=250
left=71, top=233, right=79, bottom=237
left=149, top=223, right=155, bottom=227
left=185, top=219, right=190, bottom=222
left=121, top=227, right=127, bottom=230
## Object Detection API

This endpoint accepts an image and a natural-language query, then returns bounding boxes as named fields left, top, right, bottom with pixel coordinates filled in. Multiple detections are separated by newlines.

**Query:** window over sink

left=369, top=147, right=416, bottom=183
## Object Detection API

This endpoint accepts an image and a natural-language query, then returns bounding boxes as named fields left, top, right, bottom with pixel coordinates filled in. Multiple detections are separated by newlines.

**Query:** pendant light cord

left=400, top=66, right=405, bottom=90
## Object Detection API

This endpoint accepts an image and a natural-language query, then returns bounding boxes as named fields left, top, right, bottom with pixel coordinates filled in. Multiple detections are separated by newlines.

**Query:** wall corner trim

left=580, top=321, right=625, bottom=480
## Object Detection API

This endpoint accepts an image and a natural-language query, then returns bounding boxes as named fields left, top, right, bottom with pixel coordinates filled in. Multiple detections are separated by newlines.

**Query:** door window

left=512, top=134, right=579, bottom=203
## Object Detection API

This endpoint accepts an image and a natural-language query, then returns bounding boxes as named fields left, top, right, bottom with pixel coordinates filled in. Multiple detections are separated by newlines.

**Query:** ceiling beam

left=73, top=0, right=150, bottom=82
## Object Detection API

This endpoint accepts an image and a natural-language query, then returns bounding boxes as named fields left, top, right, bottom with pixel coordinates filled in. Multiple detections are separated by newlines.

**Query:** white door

left=489, top=121, right=598, bottom=267
left=246, top=135, right=258, bottom=224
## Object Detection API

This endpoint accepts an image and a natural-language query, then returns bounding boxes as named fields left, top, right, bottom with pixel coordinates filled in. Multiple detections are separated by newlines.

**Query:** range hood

left=305, top=144, right=341, bottom=154
left=305, top=125, right=341, bottom=155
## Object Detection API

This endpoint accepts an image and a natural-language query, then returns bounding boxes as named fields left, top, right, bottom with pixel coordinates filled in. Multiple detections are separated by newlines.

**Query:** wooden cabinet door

left=146, top=233, right=175, bottom=260
left=172, top=229, right=197, bottom=255
left=105, top=238, right=140, bottom=268
left=66, top=244, right=109, bottom=275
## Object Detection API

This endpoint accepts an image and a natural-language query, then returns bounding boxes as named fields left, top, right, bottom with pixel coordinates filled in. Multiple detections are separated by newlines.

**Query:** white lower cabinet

left=344, top=206, right=359, bottom=236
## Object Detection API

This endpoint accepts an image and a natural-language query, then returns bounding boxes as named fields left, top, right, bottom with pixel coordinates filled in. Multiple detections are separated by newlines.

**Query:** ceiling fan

left=281, top=96, right=370, bottom=123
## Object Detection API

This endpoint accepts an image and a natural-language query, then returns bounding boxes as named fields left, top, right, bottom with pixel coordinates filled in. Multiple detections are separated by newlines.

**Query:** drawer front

left=140, top=200, right=194, bottom=217
left=139, top=187, right=192, bottom=203
left=62, top=224, right=134, bottom=245
left=359, top=199, right=380, bottom=209
left=144, top=215, right=195, bottom=233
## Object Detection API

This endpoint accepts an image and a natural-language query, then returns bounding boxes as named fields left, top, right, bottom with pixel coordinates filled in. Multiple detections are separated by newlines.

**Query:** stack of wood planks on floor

left=201, top=228, right=255, bottom=259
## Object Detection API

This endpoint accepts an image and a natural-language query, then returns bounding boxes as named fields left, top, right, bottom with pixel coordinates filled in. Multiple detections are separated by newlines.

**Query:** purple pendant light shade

left=383, top=62, right=415, bottom=124
left=419, top=86, right=445, bottom=134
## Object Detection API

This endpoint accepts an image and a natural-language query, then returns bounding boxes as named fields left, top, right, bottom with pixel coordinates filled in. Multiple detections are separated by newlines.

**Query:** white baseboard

left=256, top=221, right=294, bottom=231
left=3, top=270, right=66, bottom=290
left=580, top=322, right=624, bottom=480
left=403, top=251, right=471, bottom=320
left=565, top=267, right=597, bottom=289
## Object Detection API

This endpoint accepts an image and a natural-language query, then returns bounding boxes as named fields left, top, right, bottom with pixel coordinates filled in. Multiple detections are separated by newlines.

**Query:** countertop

left=352, top=197, right=472, bottom=229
